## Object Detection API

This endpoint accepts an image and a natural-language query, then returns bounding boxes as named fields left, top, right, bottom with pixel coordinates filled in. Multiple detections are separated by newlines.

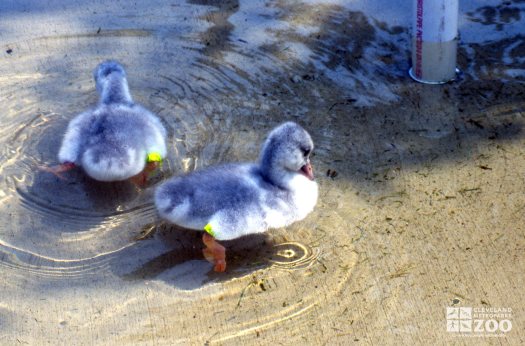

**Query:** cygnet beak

left=300, top=160, right=314, bottom=181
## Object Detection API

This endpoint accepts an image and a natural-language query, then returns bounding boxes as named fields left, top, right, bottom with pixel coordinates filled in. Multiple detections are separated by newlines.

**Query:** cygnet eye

left=301, top=147, right=311, bottom=157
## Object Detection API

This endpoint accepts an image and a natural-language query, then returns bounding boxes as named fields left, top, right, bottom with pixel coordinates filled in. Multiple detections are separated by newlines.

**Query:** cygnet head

left=259, top=122, right=315, bottom=187
left=93, top=60, right=132, bottom=105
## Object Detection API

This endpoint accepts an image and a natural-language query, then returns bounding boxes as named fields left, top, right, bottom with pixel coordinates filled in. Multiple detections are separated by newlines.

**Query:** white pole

left=409, top=0, right=459, bottom=84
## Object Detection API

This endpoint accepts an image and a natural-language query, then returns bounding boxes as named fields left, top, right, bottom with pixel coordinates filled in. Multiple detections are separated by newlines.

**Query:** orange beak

left=300, top=161, right=314, bottom=180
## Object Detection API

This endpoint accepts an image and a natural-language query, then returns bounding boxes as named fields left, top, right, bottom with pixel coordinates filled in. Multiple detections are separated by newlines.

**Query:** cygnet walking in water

left=42, top=61, right=167, bottom=184
left=155, top=122, right=318, bottom=272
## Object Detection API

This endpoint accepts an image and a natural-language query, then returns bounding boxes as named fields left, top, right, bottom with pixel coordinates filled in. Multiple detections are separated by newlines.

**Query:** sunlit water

left=0, top=3, right=365, bottom=343
left=1, top=0, right=525, bottom=344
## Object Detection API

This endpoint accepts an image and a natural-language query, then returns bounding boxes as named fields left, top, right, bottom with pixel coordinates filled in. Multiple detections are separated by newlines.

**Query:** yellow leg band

left=147, top=152, right=162, bottom=163
left=204, top=223, right=215, bottom=237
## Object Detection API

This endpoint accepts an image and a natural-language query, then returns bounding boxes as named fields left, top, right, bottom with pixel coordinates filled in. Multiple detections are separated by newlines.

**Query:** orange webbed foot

left=38, top=162, right=76, bottom=180
left=202, top=233, right=226, bottom=272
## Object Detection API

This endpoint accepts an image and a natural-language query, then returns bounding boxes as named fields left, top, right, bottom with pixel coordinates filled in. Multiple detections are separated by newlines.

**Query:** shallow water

left=0, top=2, right=360, bottom=343
left=1, top=0, right=525, bottom=344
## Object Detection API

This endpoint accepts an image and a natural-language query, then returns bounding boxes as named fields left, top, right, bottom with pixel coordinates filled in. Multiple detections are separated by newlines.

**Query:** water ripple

left=269, top=241, right=319, bottom=270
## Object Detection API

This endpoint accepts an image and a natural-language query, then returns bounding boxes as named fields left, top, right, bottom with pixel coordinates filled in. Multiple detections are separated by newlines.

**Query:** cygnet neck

left=99, top=73, right=133, bottom=105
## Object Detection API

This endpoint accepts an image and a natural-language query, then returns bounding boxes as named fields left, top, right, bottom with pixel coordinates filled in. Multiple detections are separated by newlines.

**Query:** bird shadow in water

left=22, top=161, right=172, bottom=241
left=120, top=222, right=290, bottom=286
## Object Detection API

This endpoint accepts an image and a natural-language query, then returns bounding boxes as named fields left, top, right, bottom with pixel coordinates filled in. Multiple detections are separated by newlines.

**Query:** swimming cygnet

left=42, top=60, right=166, bottom=184
left=155, top=122, right=318, bottom=272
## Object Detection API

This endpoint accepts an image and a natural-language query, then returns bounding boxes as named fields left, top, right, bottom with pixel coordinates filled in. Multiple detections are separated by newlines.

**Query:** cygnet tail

left=93, top=60, right=133, bottom=105
left=82, top=146, right=145, bottom=181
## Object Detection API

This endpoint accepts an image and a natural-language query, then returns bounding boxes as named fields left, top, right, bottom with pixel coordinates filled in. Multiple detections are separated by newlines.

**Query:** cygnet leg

left=129, top=161, right=159, bottom=187
left=202, top=233, right=226, bottom=272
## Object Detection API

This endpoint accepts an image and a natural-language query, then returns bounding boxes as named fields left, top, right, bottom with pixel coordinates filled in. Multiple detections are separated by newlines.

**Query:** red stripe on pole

left=415, top=0, right=423, bottom=78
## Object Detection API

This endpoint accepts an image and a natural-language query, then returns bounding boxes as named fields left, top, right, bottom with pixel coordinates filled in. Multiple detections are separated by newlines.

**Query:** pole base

left=408, top=67, right=461, bottom=85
